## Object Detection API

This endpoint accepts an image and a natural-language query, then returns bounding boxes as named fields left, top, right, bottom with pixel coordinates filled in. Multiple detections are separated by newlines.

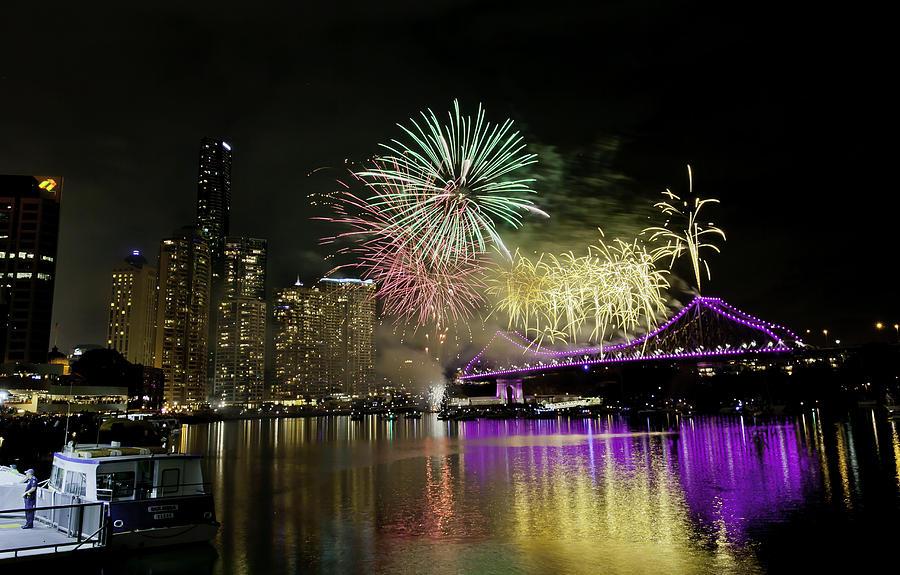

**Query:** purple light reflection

left=676, top=417, right=821, bottom=546
left=454, top=415, right=820, bottom=550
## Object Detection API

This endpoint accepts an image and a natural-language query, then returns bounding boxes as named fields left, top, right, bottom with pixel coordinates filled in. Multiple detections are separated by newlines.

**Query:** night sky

left=1, top=1, right=894, bottom=353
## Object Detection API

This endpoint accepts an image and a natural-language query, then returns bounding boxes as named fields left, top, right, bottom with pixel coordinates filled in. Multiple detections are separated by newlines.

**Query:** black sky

left=1, top=0, right=894, bottom=351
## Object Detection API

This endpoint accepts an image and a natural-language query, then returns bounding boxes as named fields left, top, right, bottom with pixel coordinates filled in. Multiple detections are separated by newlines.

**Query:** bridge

left=460, top=297, right=805, bottom=393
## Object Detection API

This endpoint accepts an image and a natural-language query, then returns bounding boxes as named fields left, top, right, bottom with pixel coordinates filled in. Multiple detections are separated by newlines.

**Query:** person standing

left=22, top=468, right=37, bottom=529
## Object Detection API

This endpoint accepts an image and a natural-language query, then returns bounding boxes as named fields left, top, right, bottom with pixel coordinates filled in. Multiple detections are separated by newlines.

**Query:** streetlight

left=823, top=329, right=828, bottom=347
left=876, top=322, right=898, bottom=342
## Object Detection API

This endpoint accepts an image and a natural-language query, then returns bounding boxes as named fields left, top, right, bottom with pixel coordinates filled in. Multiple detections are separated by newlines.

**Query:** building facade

left=272, top=278, right=375, bottom=401
left=212, top=237, right=267, bottom=407
left=154, top=227, right=211, bottom=407
left=320, top=278, right=376, bottom=397
left=106, top=250, right=156, bottom=366
left=196, top=138, right=233, bottom=389
left=272, top=281, right=326, bottom=401
left=196, top=138, right=232, bottom=262
left=221, top=237, right=266, bottom=299
left=0, top=175, right=61, bottom=364
left=214, top=297, right=266, bottom=406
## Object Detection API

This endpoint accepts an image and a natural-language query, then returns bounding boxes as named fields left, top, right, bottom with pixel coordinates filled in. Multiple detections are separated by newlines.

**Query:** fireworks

left=591, top=236, right=669, bottom=339
left=356, top=100, right=546, bottom=263
left=363, top=244, right=491, bottom=327
left=320, top=101, right=545, bottom=327
left=642, top=165, right=726, bottom=294
left=489, top=250, right=554, bottom=338
left=318, top=106, right=725, bottom=342
left=489, top=234, right=669, bottom=346
left=319, top=184, right=491, bottom=327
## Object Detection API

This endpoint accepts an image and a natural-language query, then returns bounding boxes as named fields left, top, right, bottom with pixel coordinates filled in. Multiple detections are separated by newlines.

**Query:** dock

left=0, top=497, right=107, bottom=563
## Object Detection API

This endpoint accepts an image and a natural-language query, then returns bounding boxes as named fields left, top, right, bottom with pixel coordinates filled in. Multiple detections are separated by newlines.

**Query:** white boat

left=0, top=464, right=26, bottom=485
left=45, top=443, right=218, bottom=549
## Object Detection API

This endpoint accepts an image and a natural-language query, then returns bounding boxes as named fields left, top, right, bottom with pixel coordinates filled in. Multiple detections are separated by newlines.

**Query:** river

left=93, top=410, right=900, bottom=574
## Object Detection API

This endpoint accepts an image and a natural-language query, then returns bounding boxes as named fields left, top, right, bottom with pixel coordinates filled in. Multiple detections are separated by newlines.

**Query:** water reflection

left=95, top=410, right=900, bottom=574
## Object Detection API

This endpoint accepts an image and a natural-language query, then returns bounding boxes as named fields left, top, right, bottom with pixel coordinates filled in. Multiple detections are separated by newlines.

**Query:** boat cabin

left=48, top=444, right=206, bottom=502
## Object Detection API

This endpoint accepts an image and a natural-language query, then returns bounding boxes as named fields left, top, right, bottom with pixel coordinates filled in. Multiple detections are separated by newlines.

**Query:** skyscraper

left=272, top=280, right=326, bottom=401
left=320, top=278, right=376, bottom=397
left=154, top=226, right=211, bottom=407
left=106, top=250, right=156, bottom=366
left=196, top=138, right=233, bottom=390
left=195, top=138, right=231, bottom=262
left=221, top=237, right=266, bottom=300
left=0, top=175, right=61, bottom=364
left=272, top=277, right=375, bottom=401
left=213, top=237, right=267, bottom=407
left=214, top=297, right=266, bottom=406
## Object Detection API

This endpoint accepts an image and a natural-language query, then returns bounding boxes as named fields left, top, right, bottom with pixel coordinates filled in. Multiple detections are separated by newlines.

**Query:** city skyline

left=0, top=1, right=893, bottom=353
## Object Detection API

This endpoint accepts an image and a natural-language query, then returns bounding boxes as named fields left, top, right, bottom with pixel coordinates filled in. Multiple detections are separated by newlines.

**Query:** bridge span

left=460, top=296, right=804, bottom=383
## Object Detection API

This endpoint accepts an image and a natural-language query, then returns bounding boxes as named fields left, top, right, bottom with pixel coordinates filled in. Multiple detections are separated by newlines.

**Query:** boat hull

left=106, top=493, right=218, bottom=548
left=109, top=523, right=219, bottom=549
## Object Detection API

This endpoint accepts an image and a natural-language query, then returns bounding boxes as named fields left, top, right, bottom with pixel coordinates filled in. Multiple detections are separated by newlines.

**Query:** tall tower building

left=320, top=278, right=376, bottom=397
left=272, top=277, right=375, bottom=401
left=272, top=280, right=326, bottom=401
left=213, top=237, right=267, bottom=407
left=195, top=138, right=231, bottom=261
left=0, top=175, right=61, bottom=364
left=214, top=298, right=267, bottom=406
left=196, top=138, right=233, bottom=390
left=154, top=227, right=211, bottom=407
left=221, top=237, right=266, bottom=300
left=106, top=250, right=156, bottom=366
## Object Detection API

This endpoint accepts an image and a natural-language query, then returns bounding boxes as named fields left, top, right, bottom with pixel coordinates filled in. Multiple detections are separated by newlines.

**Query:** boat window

left=161, top=468, right=180, bottom=495
left=97, top=471, right=135, bottom=500
left=136, top=460, right=155, bottom=499
left=50, top=465, right=64, bottom=490
left=64, top=470, right=86, bottom=497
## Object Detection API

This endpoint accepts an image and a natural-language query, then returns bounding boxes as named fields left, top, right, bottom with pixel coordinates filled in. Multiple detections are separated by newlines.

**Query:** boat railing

left=36, top=489, right=107, bottom=538
left=0, top=500, right=107, bottom=558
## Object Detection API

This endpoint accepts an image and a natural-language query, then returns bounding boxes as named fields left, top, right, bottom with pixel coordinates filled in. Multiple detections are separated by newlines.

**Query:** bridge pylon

left=496, top=378, right=524, bottom=404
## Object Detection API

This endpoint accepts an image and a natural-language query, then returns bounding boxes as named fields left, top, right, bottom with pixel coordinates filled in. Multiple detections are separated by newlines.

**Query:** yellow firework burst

left=642, top=165, right=726, bottom=294
left=489, top=233, right=669, bottom=346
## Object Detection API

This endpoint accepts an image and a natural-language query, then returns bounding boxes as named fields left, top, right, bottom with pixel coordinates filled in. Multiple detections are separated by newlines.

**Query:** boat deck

left=0, top=514, right=95, bottom=561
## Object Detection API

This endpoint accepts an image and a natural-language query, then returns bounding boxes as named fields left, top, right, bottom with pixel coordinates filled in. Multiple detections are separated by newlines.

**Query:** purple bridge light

left=461, top=296, right=804, bottom=380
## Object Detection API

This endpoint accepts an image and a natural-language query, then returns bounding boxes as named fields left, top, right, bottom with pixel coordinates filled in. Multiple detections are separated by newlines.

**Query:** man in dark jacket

left=22, top=468, right=37, bottom=529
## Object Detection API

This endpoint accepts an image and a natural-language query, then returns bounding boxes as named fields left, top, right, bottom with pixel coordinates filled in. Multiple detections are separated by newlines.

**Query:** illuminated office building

left=272, top=277, right=375, bottom=401
left=213, top=237, right=267, bottom=407
left=0, top=175, right=61, bottom=364
left=320, top=278, right=376, bottom=397
left=196, top=138, right=233, bottom=389
left=195, top=138, right=231, bottom=262
left=220, top=237, right=266, bottom=299
left=106, top=250, right=156, bottom=366
left=213, top=297, right=266, bottom=407
left=272, top=280, right=325, bottom=401
left=154, top=227, right=211, bottom=407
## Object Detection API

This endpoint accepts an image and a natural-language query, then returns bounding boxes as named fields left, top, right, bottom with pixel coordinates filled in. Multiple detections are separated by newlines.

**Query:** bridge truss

left=460, top=296, right=804, bottom=380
